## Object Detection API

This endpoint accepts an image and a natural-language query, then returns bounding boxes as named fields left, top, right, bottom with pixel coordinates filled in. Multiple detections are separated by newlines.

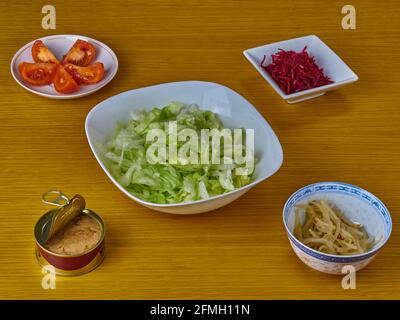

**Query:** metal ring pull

left=41, top=190, right=70, bottom=207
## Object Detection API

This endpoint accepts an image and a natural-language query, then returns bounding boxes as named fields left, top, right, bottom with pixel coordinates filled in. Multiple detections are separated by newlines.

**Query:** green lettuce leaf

left=103, top=103, right=255, bottom=204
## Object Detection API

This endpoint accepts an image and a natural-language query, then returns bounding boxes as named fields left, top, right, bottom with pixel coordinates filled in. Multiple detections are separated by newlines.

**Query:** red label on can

left=37, top=239, right=105, bottom=271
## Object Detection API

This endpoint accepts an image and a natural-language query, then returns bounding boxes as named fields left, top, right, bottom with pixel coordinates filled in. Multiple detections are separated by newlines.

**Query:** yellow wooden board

left=0, top=0, right=399, bottom=299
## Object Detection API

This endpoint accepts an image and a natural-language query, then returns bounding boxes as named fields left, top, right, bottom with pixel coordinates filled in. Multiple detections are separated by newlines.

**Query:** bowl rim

left=282, top=181, right=392, bottom=261
left=243, top=34, right=359, bottom=100
left=85, top=80, right=284, bottom=207
left=10, top=34, right=119, bottom=99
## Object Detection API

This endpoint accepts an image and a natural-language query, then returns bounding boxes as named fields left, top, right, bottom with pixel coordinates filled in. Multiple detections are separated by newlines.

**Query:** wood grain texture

left=0, top=0, right=399, bottom=299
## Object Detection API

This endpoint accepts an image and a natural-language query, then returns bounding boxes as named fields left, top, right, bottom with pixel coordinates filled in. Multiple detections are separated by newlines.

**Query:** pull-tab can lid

left=40, top=191, right=86, bottom=243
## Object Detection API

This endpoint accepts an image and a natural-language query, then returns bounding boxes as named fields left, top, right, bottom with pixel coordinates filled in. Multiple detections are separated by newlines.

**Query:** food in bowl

left=293, top=199, right=375, bottom=256
left=283, top=182, right=392, bottom=274
left=85, top=81, right=283, bottom=214
left=102, top=102, right=255, bottom=204
left=261, top=46, right=333, bottom=94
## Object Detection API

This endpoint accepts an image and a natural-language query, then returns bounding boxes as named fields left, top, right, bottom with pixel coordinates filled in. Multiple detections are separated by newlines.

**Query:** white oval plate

left=10, top=34, right=118, bottom=99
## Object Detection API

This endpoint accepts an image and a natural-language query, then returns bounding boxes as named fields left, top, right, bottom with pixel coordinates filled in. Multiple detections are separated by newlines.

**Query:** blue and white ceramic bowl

left=283, top=182, right=392, bottom=274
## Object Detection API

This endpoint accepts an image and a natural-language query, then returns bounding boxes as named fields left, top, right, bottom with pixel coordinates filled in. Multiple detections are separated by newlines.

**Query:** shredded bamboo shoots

left=294, top=200, right=375, bottom=255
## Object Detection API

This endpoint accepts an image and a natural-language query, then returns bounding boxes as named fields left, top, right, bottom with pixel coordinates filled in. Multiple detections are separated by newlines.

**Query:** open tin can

left=34, top=190, right=105, bottom=276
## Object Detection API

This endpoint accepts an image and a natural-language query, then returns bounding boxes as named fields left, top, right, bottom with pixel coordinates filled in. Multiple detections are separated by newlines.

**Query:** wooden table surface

left=0, top=0, right=399, bottom=300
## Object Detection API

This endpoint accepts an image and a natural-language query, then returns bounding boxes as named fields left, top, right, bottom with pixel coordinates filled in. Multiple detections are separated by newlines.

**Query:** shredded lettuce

left=103, top=102, right=254, bottom=204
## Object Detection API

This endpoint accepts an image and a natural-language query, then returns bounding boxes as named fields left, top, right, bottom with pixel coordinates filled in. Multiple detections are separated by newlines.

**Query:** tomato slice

left=32, top=40, right=59, bottom=64
left=53, top=66, right=79, bottom=94
left=62, top=39, right=96, bottom=66
left=18, top=62, right=58, bottom=85
left=64, top=62, right=105, bottom=85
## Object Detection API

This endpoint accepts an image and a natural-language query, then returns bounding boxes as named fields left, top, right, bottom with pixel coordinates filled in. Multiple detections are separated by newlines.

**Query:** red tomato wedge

left=53, top=66, right=79, bottom=94
left=62, top=40, right=96, bottom=66
left=32, top=40, right=59, bottom=64
left=18, top=62, right=58, bottom=85
left=64, top=62, right=105, bottom=85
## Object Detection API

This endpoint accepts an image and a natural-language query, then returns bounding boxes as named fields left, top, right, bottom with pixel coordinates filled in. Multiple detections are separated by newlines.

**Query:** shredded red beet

left=261, top=46, right=333, bottom=95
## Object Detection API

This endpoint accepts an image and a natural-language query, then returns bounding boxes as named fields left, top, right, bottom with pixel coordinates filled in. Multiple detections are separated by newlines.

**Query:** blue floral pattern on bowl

left=283, top=182, right=392, bottom=273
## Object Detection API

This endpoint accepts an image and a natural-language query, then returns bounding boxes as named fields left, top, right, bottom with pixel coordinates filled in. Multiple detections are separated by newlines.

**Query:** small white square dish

left=85, top=81, right=283, bottom=214
left=243, top=35, right=358, bottom=103
left=10, top=34, right=118, bottom=99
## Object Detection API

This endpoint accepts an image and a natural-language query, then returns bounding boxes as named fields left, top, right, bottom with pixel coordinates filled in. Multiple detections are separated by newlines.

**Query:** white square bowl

left=243, top=35, right=358, bottom=103
left=85, top=81, right=283, bottom=214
